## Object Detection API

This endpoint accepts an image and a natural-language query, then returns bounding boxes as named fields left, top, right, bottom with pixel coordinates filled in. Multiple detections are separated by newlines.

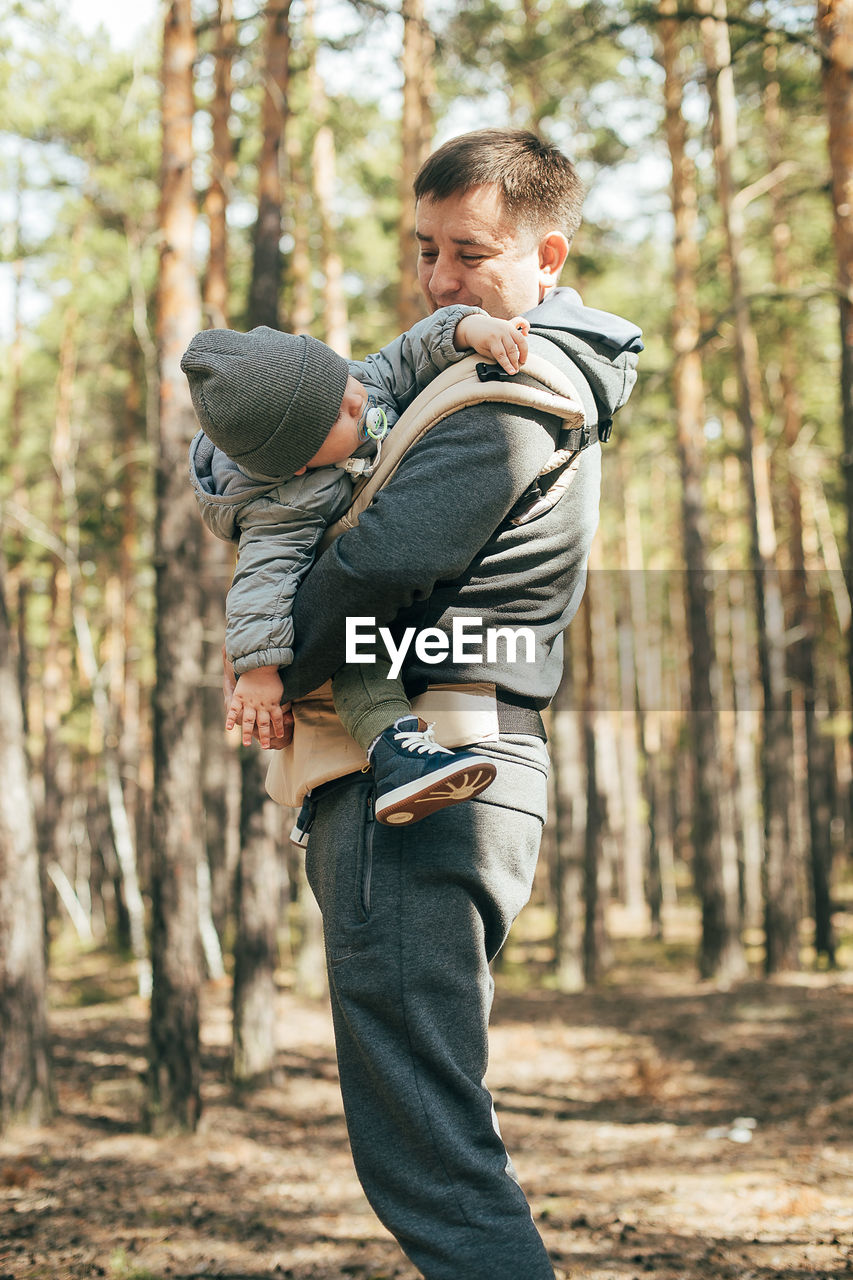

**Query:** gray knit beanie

left=180, top=326, right=351, bottom=478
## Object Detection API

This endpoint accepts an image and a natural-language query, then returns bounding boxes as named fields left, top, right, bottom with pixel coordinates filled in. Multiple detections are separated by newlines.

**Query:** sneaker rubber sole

left=375, top=757, right=497, bottom=826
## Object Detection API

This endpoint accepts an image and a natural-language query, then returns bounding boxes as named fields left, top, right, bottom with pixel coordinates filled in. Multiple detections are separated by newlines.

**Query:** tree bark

left=285, top=117, right=313, bottom=334
left=0, top=552, right=53, bottom=1130
left=397, top=0, right=434, bottom=332
left=765, top=42, right=836, bottom=963
left=550, top=642, right=586, bottom=991
left=701, top=0, right=800, bottom=972
left=581, top=562, right=609, bottom=983
left=147, top=0, right=205, bottom=1133
left=203, top=0, right=236, bottom=330
left=232, top=750, right=282, bottom=1084
left=312, top=123, right=350, bottom=355
left=200, top=536, right=239, bottom=944
left=623, top=486, right=677, bottom=935
left=661, top=2, right=745, bottom=981
left=817, top=0, right=853, bottom=912
left=233, top=0, right=293, bottom=1075
left=248, top=0, right=291, bottom=330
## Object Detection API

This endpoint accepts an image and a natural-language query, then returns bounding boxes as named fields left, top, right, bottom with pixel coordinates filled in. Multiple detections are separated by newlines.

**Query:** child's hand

left=455, top=314, right=531, bottom=375
left=226, top=666, right=287, bottom=748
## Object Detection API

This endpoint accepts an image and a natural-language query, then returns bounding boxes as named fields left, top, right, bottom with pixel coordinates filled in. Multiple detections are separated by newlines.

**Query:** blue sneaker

left=370, top=717, right=496, bottom=827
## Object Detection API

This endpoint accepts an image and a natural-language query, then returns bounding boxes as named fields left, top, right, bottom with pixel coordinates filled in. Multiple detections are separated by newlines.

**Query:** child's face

left=294, top=377, right=368, bottom=472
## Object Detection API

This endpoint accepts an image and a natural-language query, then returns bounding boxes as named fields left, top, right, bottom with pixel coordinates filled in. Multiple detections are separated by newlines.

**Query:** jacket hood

left=525, top=287, right=643, bottom=429
left=189, top=430, right=352, bottom=543
left=189, top=430, right=281, bottom=541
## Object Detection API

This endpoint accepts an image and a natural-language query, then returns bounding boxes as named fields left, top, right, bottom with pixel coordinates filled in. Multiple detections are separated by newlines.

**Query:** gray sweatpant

left=304, top=733, right=555, bottom=1280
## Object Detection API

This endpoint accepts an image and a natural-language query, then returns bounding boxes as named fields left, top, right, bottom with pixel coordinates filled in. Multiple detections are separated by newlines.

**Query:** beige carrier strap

left=319, top=336, right=586, bottom=550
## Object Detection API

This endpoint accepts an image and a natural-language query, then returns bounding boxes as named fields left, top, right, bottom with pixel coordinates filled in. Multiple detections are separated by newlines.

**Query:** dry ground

left=2, top=917, right=852, bottom=1280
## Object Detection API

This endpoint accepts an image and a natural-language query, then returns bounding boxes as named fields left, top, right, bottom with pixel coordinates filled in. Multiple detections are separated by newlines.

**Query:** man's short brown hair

left=414, top=128, right=585, bottom=244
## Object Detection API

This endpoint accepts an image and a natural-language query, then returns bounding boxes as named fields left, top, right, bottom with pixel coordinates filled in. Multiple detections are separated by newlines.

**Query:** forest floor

left=1, top=908, right=852, bottom=1280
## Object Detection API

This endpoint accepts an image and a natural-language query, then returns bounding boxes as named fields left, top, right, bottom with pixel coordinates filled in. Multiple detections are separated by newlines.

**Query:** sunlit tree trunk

left=661, top=2, right=745, bottom=981
left=148, top=0, right=205, bottom=1132
left=615, top=465, right=647, bottom=923
left=8, top=154, right=29, bottom=721
left=582, top=558, right=609, bottom=983
left=312, top=124, right=350, bottom=354
left=0, top=552, right=53, bottom=1131
left=248, top=0, right=291, bottom=330
left=623, top=485, right=677, bottom=935
left=200, top=1, right=240, bottom=944
left=765, top=42, right=836, bottom=962
left=397, top=0, right=434, bottom=331
left=298, top=0, right=349, bottom=352
left=551, top=645, right=586, bottom=991
left=285, top=118, right=313, bottom=334
left=233, top=0, right=292, bottom=1075
left=231, top=751, right=282, bottom=1084
left=701, top=0, right=799, bottom=972
left=818, top=0, right=853, bottom=872
left=200, top=551, right=239, bottom=945
left=203, top=0, right=235, bottom=330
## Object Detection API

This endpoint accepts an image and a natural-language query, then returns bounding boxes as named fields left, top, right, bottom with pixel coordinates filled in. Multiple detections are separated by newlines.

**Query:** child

left=182, top=305, right=529, bottom=830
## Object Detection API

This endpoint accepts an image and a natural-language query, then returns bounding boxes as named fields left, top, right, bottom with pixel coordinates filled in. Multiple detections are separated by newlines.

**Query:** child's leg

left=292, top=663, right=410, bottom=850
left=332, top=658, right=412, bottom=755
left=332, top=662, right=497, bottom=828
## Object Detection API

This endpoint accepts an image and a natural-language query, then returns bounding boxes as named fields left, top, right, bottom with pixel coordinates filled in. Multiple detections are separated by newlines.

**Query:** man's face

left=415, top=185, right=563, bottom=319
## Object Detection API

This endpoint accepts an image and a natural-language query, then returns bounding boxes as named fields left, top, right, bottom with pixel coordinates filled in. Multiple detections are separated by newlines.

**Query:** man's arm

left=279, top=399, right=562, bottom=701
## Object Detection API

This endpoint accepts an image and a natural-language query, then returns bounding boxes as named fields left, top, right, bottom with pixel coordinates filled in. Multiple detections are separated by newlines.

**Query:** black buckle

left=476, top=361, right=514, bottom=383
left=599, top=417, right=613, bottom=444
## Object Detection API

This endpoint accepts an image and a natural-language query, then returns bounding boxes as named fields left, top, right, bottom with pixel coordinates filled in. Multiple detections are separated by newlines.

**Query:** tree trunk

left=232, top=0, right=293, bottom=1074
left=661, top=2, right=745, bottom=981
left=817, top=0, right=853, bottom=908
left=0, top=553, right=53, bottom=1130
left=623, top=485, right=677, bottom=935
left=248, top=0, right=291, bottom=331
left=397, top=0, right=434, bottom=331
left=581, top=565, right=608, bottom=983
left=701, top=0, right=799, bottom=972
left=550, top=642, right=586, bottom=991
left=285, top=117, right=313, bottom=334
left=147, top=0, right=205, bottom=1133
left=200, top=577, right=240, bottom=946
left=203, top=0, right=236, bottom=330
left=200, top=19, right=240, bottom=940
left=232, top=750, right=282, bottom=1084
left=765, top=43, right=836, bottom=963
left=312, top=124, right=350, bottom=355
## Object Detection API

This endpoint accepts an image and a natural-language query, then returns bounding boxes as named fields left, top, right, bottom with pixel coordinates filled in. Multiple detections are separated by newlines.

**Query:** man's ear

left=538, top=231, right=570, bottom=286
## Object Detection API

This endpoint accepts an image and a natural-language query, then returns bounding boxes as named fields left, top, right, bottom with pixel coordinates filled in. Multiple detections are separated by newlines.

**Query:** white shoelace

left=393, top=722, right=453, bottom=757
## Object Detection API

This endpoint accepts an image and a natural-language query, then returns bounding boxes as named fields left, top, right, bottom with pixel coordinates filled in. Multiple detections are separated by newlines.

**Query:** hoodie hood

left=525, top=286, right=643, bottom=356
left=524, top=286, right=643, bottom=434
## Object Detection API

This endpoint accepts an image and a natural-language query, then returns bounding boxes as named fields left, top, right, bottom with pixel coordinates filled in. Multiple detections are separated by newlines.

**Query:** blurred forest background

left=1, top=0, right=851, bottom=1137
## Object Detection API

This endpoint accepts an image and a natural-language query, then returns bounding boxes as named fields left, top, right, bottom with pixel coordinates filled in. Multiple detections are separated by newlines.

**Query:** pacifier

left=357, top=396, right=389, bottom=442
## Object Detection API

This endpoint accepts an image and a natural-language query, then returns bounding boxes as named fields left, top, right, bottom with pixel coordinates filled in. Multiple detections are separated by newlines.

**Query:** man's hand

left=225, top=661, right=292, bottom=749
left=454, top=313, right=530, bottom=374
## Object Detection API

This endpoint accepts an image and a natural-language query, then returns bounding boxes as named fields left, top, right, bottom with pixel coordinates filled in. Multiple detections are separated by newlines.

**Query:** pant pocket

left=308, top=779, right=377, bottom=965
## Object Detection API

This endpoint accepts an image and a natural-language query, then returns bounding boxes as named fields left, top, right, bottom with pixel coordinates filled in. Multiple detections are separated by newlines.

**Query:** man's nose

left=428, top=255, right=461, bottom=299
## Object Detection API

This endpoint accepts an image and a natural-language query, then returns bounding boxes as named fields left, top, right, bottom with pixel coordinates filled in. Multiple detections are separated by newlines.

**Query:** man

left=273, top=130, right=642, bottom=1278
